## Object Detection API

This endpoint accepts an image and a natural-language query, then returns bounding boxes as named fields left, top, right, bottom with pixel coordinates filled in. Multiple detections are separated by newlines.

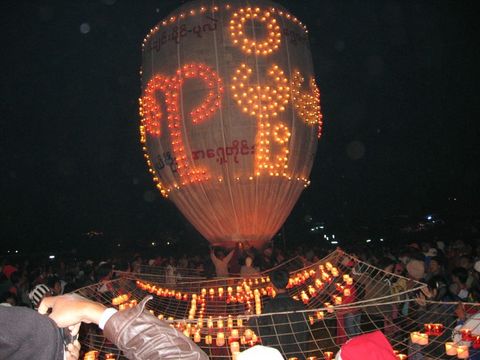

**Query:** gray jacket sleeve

left=103, top=296, right=209, bottom=360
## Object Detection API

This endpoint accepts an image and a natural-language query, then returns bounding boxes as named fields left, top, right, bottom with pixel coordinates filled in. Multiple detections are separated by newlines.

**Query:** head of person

left=237, top=345, right=283, bottom=360
left=29, top=284, right=52, bottom=309
left=95, top=262, right=113, bottom=282
left=406, top=260, right=425, bottom=281
left=428, top=256, right=443, bottom=275
left=335, top=330, right=396, bottom=360
left=270, top=269, right=289, bottom=291
left=452, top=267, right=469, bottom=286
left=245, top=257, right=253, bottom=267
left=46, top=275, right=62, bottom=295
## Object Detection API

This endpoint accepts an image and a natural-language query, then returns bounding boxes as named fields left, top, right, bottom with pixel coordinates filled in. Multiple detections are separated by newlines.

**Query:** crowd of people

left=2, top=235, right=480, bottom=359
left=2, top=237, right=480, bottom=307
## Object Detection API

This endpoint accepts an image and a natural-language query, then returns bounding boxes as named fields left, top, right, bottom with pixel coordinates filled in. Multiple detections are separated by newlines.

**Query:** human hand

left=38, top=293, right=107, bottom=328
left=65, top=340, right=81, bottom=360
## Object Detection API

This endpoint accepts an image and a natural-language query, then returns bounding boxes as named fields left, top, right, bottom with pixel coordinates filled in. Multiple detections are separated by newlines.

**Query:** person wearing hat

left=237, top=345, right=284, bottom=359
left=334, top=330, right=396, bottom=360
left=29, top=283, right=52, bottom=309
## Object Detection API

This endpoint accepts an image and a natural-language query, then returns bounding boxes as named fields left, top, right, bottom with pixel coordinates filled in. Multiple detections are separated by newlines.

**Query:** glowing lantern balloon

left=140, top=0, right=323, bottom=248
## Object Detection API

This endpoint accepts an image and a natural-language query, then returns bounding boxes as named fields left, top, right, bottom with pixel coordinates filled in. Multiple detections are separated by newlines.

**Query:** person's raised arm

left=224, top=248, right=235, bottom=263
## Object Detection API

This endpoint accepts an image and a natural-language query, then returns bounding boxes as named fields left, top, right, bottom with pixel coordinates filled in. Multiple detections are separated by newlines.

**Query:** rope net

left=74, top=250, right=480, bottom=359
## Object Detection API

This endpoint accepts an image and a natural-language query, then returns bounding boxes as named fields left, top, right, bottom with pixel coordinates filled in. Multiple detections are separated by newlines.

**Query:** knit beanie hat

left=336, top=331, right=396, bottom=360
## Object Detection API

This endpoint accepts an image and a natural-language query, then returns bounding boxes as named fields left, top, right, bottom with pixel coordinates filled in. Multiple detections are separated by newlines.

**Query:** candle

left=217, top=317, right=224, bottom=329
left=410, top=332, right=420, bottom=344
left=324, top=352, right=333, bottom=360
left=461, top=328, right=472, bottom=341
left=230, top=341, right=240, bottom=353
left=227, top=315, right=234, bottom=329
left=445, top=342, right=457, bottom=356
left=343, top=274, right=350, bottom=281
left=237, top=318, right=243, bottom=327
left=205, top=334, right=212, bottom=345
left=396, top=355, right=407, bottom=360
left=424, top=323, right=433, bottom=335
left=434, top=323, right=444, bottom=336
left=457, top=345, right=469, bottom=359
left=417, top=333, right=428, bottom=345
left=216, top=332, right=225, bottom=346
left=307, top=357, right=317, bottom=360
left=207, top=317, right=213, bottom=329
left=194, top=331, right=201, bottom=343
left=231, top=329, right=239, bottom=339
left=334, top=296, right=343, bottom=305
left=346, top=277, right=353, bottom=285
left=232, top=351, right=240, bottom=360
left=288, top=358, right=299, bottom=360
left=343, top=288, right=351, bottom=297
left=218, top=287, right=224, bottom=297
left=244, top=328, right=253, bottom=340
left=316, top=311, right=324, bottom=320
left=201, top=288, right=207, bottom=296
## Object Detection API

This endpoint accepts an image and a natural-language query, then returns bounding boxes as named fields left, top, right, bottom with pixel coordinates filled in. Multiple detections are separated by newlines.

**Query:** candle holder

left=457, top=345, right=469, bottom=359
left=473, top=335, right=480, bottom=350
left=461, top=328, right=472, bottom=341
left=445, top=342, right=457, bottom=356
left=425, top=323, right=444, bottom=336
left=323, top=352, right=333, bottom=360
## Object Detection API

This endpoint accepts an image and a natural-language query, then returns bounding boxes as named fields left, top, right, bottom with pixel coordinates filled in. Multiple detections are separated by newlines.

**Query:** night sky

left=1, top=0, right=478, bottom=252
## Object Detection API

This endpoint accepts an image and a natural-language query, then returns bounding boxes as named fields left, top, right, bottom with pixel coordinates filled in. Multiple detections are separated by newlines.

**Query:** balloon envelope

left=140, top=0, right=322, bottom=248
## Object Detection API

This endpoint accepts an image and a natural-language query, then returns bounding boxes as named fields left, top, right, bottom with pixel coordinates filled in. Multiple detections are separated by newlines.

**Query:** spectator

left=248, top=269, right=311, bottom=359
left=28, top=284, right=52, bottom=309
left=39, top=294, right=209, bottom=360
left=240, top=257, right=260, bottom=278
left=210, top=247, right=234, bottom=277
left=450, top=267, right=473, bottom=301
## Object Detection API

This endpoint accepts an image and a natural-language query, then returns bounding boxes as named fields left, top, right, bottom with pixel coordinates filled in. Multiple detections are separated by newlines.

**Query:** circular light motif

left=229, top=7, right=281, bottom=55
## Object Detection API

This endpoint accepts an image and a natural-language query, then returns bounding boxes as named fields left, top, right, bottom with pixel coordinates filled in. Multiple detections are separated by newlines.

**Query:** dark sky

left=1, top=0, right=478, bottom=251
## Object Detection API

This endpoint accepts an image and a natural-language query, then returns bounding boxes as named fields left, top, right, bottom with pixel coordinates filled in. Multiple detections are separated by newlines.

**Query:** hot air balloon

left=139, top=0, right=322, bottom=248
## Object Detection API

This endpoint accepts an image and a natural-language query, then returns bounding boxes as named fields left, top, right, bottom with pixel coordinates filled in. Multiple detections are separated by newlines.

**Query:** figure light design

left=139, top=0, right=322, bottom=248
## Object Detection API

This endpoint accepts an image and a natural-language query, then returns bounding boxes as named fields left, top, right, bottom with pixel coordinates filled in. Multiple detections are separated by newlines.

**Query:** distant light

left=331, top=241, right=338, bottom=245
left=426, top=215, right=433, bottom=221
left=80, top=22, right=90, bottom=34
left=151, top=242, right=156, bottom=246
left=7, top=250, right=10, bottom=253
left=319, top=226, right=324, bottom=229
left=379, top=238, right=384, bottom=242
left=49, top=255, right=55, bottom=259
left=167, top=241, right=170, bottom=245
left=15, top=250, right=18, bottom=253
left=366, top=239, right=371, bottom=243
left=332, top=234, right=335, bottom=239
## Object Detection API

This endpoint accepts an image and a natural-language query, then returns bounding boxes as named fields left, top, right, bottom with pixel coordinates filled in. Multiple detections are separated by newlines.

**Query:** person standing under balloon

left=210, top=247, right=234, bottom=278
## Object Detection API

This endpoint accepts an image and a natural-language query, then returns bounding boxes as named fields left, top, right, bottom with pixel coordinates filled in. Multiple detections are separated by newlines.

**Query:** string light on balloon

left=229, top=7, right=281, bottom=55
left=140, top=63, right=223, bottom=187
left=231, top=63, right=291, bottom=174
left=291, top=70, right=323, bottom=138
